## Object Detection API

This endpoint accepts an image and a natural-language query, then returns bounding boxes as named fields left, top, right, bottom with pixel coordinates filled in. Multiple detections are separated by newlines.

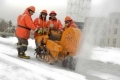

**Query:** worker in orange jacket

left=63, top=16, right=78, bottom=30
left=34, top=9, right=48, bottom=38
left=47, top=11, right=62, bottom=30
left=47, top=11, right=63, bottom=40
left=33, top=9, right=49, bottom=54
left=15, top=6, right=38, bottom=59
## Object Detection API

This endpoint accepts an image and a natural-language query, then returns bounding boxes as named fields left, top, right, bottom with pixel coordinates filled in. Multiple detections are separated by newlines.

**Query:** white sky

left=0, top=0, right=67, bottom=25
left=90, top=0, right=120, bottom=17
left=0, top=0, right=120, bottom=25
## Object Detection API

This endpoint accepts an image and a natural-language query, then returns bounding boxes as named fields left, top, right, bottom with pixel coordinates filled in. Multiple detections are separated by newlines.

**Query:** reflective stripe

left=22, top=44, right=27, bottom=46
left=50, top=20, right=58, bottom=28
left=20, top=14, right=27, bottom=21
left=49, top=20, right=52, bottom=27
left=17, top=45, right=21, bottom=48
left=38, top=18, right=40, bottom=25
left=38, top=18, right=45, bottom=28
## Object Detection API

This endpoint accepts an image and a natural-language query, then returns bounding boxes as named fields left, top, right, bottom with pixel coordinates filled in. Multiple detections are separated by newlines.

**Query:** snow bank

left=91, top=47, right=120, bottom=65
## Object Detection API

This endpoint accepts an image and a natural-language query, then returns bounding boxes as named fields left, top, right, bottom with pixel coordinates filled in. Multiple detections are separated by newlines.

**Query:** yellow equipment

left=35, top=27, right=82, bottom=70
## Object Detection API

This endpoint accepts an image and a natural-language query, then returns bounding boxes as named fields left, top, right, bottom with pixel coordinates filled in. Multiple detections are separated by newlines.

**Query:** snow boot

left=19, top=52, right=30, bottom=59
left=18, top=44, right=30, bottom=59
left=23, top=52, right=30, bottom=59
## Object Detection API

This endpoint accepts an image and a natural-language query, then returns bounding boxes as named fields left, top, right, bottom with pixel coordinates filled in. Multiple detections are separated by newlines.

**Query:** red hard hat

left=65, top=16, right=72, bottom=21
left=49, top=11, right=57, bottom=16
left=28, top=6, right=35, bottom=13
left=41, top=9, right=47, bottom=14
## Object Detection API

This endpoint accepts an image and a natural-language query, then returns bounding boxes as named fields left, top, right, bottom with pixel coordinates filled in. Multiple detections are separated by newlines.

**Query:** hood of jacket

left=23, top=8, right=30, bottom=16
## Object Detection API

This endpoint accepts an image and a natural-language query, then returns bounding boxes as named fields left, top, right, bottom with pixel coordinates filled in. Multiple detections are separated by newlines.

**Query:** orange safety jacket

left=34, top=17, right=48, bottom=38
left=15, top=8, right=36, bottom=39
left=47, top=18, right=63, bottom=30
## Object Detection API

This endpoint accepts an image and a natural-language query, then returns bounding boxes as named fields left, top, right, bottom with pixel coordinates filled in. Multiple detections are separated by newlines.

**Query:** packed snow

left=91, top=47, right=120, bottom=65
left=88, top=70, right=120, bottom=80
left=0, top=37, right=120, bottom=80
left=0, top=37, right=87, bottom=80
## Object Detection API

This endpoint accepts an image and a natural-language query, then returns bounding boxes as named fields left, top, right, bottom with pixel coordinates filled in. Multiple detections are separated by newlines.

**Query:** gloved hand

left=37, top=28, right=42, bottom=34
left=43, top=28, right=48, bottom=32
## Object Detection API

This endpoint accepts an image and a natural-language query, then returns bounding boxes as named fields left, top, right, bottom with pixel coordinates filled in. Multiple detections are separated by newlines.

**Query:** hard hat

left=49, top=11, right=57, bottom=16
left=65, top=16, right=72, bottom=22
left=41, top=9, right=47, bottom=15
left=28, top=6, right=35, bottom=13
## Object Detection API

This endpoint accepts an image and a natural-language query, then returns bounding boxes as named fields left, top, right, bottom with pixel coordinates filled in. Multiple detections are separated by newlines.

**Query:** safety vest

left=49, top=20, right=58, bottom=29
left=38, top=18, right=46, bottom=28
left=38, top=17, right=41, bottom=25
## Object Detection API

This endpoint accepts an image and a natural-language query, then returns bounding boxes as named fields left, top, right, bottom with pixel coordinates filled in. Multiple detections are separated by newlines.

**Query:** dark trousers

left=17, top=37, right=28, bottom=45
left=17, top=37, right=28, bottom=54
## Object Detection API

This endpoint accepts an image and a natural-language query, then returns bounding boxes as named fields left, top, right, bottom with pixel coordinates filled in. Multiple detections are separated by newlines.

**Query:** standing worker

left=33, top=9, right=49, bottom=57
left=34, top=9, right=48, bottom=38
left=15, top=6, right=38, bottom=59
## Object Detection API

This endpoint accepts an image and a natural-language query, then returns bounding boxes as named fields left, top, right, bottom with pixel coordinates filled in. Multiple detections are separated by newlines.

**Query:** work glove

left=43, top=28, right=48, bottom=32
left=37, top=28, right=42, bottom=34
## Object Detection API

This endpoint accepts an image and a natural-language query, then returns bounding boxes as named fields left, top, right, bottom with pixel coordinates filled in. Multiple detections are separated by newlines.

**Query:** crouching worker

left=47, top=11, right=63, bottom=41
left=63, top=16, right=78, bottom=30
left=15, top=6, right=38, bottom=59
left=33, top=10, right=49, bottom=59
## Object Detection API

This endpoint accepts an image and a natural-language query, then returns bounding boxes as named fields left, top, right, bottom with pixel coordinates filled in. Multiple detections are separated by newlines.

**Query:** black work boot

left=23, top=52, right=30, bottom=59
left=19, top=45, right=30, bottom=59
left=19, top=52, right=30, bottom=59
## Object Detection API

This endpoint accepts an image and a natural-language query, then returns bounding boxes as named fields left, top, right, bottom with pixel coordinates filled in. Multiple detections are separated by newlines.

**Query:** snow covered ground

left=91, top=47, right=120, bottom=65
left=0, top=37, right=87, bottom=80
left=0, top=37, right=120, bottom=80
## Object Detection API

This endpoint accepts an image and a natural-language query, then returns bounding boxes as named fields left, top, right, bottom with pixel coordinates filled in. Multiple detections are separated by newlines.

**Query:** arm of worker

left=57, top=20, right=64, bottom=32
left=58, top=20, right=63, bottom=30
left=24, top=15, right=37, bottom=31
left=34, top=18, right=39, bottom=28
